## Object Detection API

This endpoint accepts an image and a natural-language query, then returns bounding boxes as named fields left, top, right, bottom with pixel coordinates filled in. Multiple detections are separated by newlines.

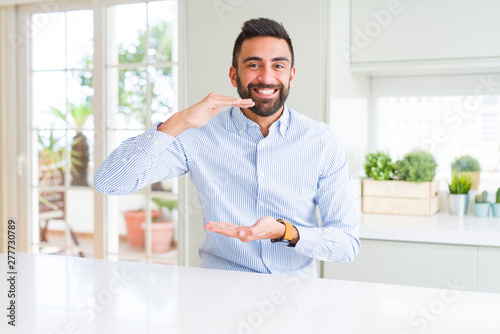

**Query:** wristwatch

left=271, top=219, right=293, bottom=244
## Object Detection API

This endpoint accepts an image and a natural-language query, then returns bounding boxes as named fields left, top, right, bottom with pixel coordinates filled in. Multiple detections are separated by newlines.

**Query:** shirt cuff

left=136, top=121, right=176, bottom=156
left=291, top=225, right=319, bottom=257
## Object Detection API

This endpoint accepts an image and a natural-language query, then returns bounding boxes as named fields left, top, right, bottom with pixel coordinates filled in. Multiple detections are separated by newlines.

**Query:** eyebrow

left=243, top=56, right=290, bottom=63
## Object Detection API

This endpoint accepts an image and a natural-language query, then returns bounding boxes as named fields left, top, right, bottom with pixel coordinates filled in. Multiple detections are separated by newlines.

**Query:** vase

left=151, top=221, right=175, bottom=253
left=492, top=203, right=500, bottom=218
left=123, top=210, right=160, bottom=248
left=448, top=194, right=469, bottom=216
left=474, top=203, right=490, bottom=218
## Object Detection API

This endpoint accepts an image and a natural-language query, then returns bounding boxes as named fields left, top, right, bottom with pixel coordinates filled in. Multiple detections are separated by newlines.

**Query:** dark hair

left=232, top=18, right=294, bottom=69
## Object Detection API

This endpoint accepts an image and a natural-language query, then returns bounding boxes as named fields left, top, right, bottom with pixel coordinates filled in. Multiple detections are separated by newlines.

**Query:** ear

left=229, top=66, right=237, bottom=87
left=289, top=66, right=296, bottom=88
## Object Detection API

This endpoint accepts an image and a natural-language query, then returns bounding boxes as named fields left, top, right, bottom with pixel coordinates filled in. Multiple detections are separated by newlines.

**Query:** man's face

left=230, top=36, right=295, bottom=117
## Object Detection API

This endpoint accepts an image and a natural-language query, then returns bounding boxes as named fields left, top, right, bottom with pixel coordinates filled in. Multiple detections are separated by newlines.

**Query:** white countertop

left=1, top=253, right=500, bottom=333
left=360, top=212, right=500, bottom=247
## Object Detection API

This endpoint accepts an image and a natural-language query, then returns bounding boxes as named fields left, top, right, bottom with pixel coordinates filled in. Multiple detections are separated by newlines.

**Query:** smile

left=253, top=88, right=278, bottom=97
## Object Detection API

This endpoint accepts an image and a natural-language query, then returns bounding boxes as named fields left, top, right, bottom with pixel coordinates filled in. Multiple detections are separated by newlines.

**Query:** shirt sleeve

left=94, top=121, right=199, bottom=196
left=292, top=132, right=360, bottom=263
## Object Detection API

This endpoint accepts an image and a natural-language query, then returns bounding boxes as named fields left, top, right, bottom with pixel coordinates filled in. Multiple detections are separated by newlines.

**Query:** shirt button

left=147, top=134, right=152, bottom=139
left=239, top=130, right=243, bottom=134
left=122, top=158, right=127, bottom=163
left=260, top=143, right=265, bottom=148
left=154, top=140, right=159, bottom=144
left=259, top=201, right=264, bottom=206
left=266, top=261, right=270, bottom=266
left=259, top=172, right=264, bottom=177
left=301, top=248, right=305, bottom=252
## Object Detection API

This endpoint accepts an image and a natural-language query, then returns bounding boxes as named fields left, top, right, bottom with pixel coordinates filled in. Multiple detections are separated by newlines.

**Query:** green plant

left=475, top=191, right=488, bottom=204
left=496, top=188, right=500, bottom=204
left=448, top=173, right=472, bottom=194
left=451, top=155, right=480, bottom=172
left=364, top=151, right=395, bottom=181
left=151, top=198, right=178, bottom=222
left=49, top=99, right=93, bottom=186
left=38, top=131, right=66, bottom=185
left=116, top=20, right=174, bottom=125
left=394, top=150, right=437, bottom=183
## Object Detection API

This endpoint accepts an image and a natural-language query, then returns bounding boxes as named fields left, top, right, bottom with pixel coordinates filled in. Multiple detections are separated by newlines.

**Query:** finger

left=205, top=222, right=239, bottom=232
left=232, top=100, right=255, bottom=108
left=209, top=96, right=254, bottom=107
left=209, top=100, right=254, bottom=110
left=210, top=94, right=248, bottom=101
left=215, top=222, right=239, bottom=229
left=208, top=226, right=240, bottom=239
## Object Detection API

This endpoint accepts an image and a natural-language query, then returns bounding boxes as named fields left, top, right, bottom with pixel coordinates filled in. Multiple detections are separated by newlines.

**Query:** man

left=95, top=18, right=359, bottom=277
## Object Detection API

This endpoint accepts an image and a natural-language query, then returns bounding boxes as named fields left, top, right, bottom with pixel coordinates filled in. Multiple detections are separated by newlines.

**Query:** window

left=372, top=75, right=500, bottom=192
left=19, top=0, right=181, bottom=263
left=105, top=1, right=180, bottom=263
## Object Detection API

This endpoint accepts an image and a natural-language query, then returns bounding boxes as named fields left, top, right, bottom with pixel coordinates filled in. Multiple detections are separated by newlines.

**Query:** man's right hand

left=157, top=93, right=254, bottom=137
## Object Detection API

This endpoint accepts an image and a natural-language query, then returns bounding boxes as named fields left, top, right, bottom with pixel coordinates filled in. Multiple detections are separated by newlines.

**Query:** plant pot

left=474, top=203, right=490, bottom=218
left=492, top=203, right=500, bottom=218
left=362, top=179, right=440, bottom=216
left=448, top=194, right=469, bottom=216
left=123, top=210, right=159, bottom=248
left=149, top=221, right=175, bottom=253
left=455, top=171, right=480, bottom=190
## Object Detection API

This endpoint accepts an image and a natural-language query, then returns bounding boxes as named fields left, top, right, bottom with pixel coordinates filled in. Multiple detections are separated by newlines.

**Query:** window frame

left=16, top=0, right=189, bottom=263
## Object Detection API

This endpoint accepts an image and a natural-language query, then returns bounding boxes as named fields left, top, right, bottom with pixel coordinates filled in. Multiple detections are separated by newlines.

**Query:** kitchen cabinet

left=350, top=0, right=500, bottom=75
left=323, top=212, right=500, bottom=293
left=323, top=239, right=478, bottom=291
left=478, top=246, right=500, bottom=294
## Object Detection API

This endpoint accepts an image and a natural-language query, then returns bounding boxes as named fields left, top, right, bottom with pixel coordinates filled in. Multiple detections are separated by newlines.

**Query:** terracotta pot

left=123, top=210, right=159, bottom=248
left=150, top=221, right=175, bottom=253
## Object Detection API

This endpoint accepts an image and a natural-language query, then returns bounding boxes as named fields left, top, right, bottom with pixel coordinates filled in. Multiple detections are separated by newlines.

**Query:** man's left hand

left=205, top=216, right=298, bottom=245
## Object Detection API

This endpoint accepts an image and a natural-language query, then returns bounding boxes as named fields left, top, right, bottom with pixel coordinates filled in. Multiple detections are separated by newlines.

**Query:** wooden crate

left=362, top=179, right=440, bottom=216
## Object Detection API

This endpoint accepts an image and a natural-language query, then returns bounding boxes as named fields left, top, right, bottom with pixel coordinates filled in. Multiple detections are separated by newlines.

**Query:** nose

left=257, top=64, right=275, bottom=84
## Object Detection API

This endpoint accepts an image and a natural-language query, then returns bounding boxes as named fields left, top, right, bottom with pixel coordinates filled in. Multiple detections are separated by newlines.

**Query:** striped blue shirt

left=94, top=106, right=359, bottom=277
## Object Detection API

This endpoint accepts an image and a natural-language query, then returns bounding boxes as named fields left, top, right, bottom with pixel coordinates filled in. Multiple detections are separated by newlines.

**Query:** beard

left=236, top=73, right=290, bottom=117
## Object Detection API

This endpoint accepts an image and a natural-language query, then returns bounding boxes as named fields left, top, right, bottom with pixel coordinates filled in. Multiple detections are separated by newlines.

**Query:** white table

left=1, top=253, right=500, bottom=333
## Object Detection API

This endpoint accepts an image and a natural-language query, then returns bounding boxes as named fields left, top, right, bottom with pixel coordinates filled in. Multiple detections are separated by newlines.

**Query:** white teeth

left=256, top=89, right=275, bottom=95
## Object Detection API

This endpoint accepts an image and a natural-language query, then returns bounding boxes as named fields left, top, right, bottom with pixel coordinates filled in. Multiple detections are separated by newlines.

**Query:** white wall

left=183, top=0, right=328, bottom=266
left=329, top=1, right=371, bottom=216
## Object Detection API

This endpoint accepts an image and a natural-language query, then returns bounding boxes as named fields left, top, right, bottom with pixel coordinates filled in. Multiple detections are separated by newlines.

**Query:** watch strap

left=271, top=219, right=293, bottom=243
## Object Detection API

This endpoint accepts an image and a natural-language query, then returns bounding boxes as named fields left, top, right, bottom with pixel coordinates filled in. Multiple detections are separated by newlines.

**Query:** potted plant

left=448, top=173, right=472, bottom=216
left=492, top=188, right=500, bottom=218
left=123, top=209, right=160, bottom=248
left=122, top=198, right=177, bottom=252
left=451, top=155, right=481, bottom=190
left=362, top=150, right=439, bottom=216
left=394, top=150, right=438, bottom=183
left=474, top=191, right=490, bottom=218
left=364, top=151, right=395, bottom=181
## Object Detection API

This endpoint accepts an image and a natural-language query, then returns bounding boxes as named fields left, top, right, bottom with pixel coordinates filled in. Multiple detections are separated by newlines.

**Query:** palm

left=205, top=216, right=282, bottom=242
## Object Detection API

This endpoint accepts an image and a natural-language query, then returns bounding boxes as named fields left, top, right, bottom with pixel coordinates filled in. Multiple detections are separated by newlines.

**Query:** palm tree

left=50, top=99, right=93, bottom=186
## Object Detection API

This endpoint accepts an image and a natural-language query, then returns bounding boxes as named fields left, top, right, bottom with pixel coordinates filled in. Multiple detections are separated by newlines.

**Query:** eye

left=274, top=64, right=285, bottom=69
left=248, top=63, right=260, bottom=68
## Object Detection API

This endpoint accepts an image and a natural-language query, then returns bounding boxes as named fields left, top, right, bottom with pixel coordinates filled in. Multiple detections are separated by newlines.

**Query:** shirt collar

left=229, top=105, right=291, bottom=138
